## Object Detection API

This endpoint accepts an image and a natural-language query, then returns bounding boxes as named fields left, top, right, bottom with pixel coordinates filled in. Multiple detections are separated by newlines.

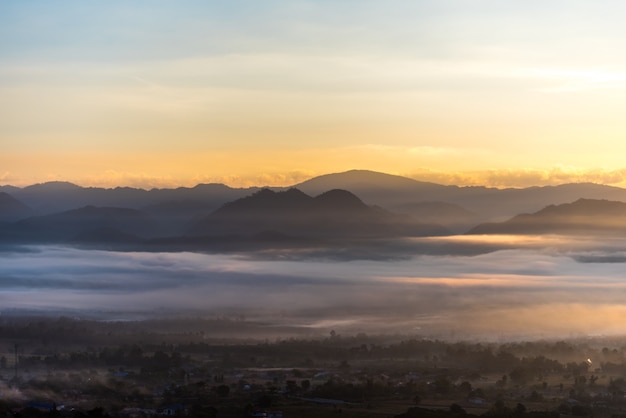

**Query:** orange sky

left=3, top=1, right=626, bottom=189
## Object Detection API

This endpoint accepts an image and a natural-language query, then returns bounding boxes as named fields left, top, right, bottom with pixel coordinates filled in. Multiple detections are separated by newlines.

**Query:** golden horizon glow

left=6, top=148, right=626, bottom=189
left=3, top=2, right=626, bottom=189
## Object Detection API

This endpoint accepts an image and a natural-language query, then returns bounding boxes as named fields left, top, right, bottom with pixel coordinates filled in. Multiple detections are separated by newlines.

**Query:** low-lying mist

left=3, top=234, right=626, bottom=340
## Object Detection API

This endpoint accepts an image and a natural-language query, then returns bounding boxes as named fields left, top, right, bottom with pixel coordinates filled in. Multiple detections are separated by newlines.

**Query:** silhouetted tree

left=215, top=384, right=230, bottom=397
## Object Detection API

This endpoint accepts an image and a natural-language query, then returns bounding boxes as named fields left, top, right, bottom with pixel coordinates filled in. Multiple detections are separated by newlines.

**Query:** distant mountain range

left=0, top=181, right=260, bottom=218
left=468, top=198, right=626, bottom=235
left=2, top=205, right=156, bottom=244
left=3, top=169, right=626, bottom=252
left=295, top=170, right=626, bottom=220
left=5, top=169, right=626, bottom=221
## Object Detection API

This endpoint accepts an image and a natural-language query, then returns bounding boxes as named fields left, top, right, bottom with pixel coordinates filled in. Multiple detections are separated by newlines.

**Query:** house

left=160, top=404, right=186, bottom=415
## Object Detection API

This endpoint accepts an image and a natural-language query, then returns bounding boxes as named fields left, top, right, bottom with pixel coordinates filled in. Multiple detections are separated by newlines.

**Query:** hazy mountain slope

left=6, top=170, right=626, bottom=227
left=3, top=206, right=159, bottom=243
left=189, top=188, right=449, bottom=238
left=0, top=192, right=32, bottom=221
left=5, top=182, right=262, bottom=216
left=141, top=199, right=220, bottom=236
left=295, top=169, right=453, bottom=206
left=71, top=226, right=143, bottom=245
left=446, top=183, right=626, bottom=221
left=391, top=201, right=478, bottom=233
left=294, top=170, right=626, bottom=220
left=467, top=198, right=626, bottom=235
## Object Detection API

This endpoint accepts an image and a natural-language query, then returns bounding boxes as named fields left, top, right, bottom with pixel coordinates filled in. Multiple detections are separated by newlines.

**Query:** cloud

left=58, top=164, right=626, bottom=190
left=84, top=170, right=181, bottom=189
left=0, top=171, right=12, bottom=183
left=527, top=68, right=626, bottom=93
left=192, top=170, right=316, bottom=188
left=405, top=166, right=626, bottom=188
left=3, top=243, right=626, bottom=339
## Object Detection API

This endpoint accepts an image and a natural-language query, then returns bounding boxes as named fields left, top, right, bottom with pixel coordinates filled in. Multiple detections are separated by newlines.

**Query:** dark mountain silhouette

left=2, top=205, right=158, bottom=243
left=295, top=169, right=450, bottom=206
left=391, top=201, right=478, bottom=233
left=71, top=226, right=143, bottom=245
left=1, top=181, right=262, bottom=216
left=5, top=170, right=626, bottom=244
left=141, top=199, right=218, bottom=236
left=0, top=192, right=32, bottom=221
left=5, top=170, right=626, bottom=226
left=467, top=198, right=626, bottom=235
left=189, top=188, right=449, bottom=239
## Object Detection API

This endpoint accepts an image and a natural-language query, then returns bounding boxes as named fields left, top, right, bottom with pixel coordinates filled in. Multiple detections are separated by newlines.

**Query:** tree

left=528, top=391, right=543, bottom=402
left=450, top=403, right=467, bottom=415
left=458, top=381, right=472, bottom=393
left=215, top=384, right=230, bottom=397
left=514, top=403, right=526, bottom=416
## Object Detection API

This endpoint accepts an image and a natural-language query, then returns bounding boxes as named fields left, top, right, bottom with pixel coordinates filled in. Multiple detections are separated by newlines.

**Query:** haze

left=3, top=235, right=626, bottom=340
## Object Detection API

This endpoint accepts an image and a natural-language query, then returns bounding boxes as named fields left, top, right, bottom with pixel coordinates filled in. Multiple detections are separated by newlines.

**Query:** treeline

left=3, top=317, right=626, bottom=378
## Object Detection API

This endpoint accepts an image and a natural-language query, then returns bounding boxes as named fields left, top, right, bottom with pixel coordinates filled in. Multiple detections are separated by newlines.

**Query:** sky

left=3, top=1, right=626, bottom=189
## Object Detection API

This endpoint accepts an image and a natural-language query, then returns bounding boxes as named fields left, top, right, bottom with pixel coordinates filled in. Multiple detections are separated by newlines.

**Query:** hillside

left=390, top=201, right=478, bottom=233
left=2, top=205, right=158, bottom=243
left=0, top=181, right=261, bottom=216
left=5, top=171, right=626, bottom=224
left=0, top=192, right=32, bottom=221
left=189, top=188, right=449, bottom=239
left=294, top=169, right=453, bottom=206
left=467, top=198, right=626, bottom=235
left=293, top=170, right=626, bottom=219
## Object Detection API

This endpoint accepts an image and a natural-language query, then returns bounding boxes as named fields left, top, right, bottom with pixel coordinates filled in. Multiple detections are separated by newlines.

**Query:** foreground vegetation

left=2, top=316, right=626, bottom=417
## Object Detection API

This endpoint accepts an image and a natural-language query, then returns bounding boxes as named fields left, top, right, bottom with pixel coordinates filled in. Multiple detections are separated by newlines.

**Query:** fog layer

left=3, top=238, right=626, bottom=340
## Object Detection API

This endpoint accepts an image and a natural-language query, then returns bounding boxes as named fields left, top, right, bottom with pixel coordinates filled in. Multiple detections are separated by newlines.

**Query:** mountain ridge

left=189, top=188, right=448, bottom=239
left=4, top=169, right=626, bottom=225
left=467, top=198, right=626, bottom=235
left=3, top=205, right=159, bottom=243
left=0, top=192, right=32, bottom=221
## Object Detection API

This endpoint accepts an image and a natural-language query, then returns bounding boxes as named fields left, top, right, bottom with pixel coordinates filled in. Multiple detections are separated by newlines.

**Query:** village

left=2, top=318, right=626, bottom=417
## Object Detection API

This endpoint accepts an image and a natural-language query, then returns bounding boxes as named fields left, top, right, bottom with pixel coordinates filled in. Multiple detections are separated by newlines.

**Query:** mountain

left=2, top=205, right=158, bottom=243
left=0, top=192, right=32, bottom=221
left=189, top=188, right=449, bottom=239
left=141, top=199, right=219, bottom=236
left=293, top=170, right=626, bottom=220
left=3, top=181, right=262, bottom=216
left=295, top=170, right=452, bottom=206
left=390, top=201, right=478, bottom=233
left=6, top=170, right=626, bottom=232
left=71, top=226, right=143, bottom=246
left=467, top=198, right=626, bottom=235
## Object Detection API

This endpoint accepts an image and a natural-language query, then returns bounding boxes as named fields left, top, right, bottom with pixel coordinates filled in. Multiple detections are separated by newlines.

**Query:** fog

left=3, top=236, right=626, bottom=340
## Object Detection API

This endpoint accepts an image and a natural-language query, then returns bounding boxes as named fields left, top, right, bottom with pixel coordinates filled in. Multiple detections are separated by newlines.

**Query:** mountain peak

left=314, top=189, right=368, bottom=211
left=297, top=169, right=434, bottom=189
left=535, top=198, right=626, bottom=217
left=23, top=181, right=82, bottom=192
left=294, top=169, right=451, bottom=206
left=214, top=188, right=311, bottom=215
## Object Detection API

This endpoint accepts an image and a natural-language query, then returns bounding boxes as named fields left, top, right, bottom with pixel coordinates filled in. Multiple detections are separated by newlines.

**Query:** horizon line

left=1, top=168, right=624, bottom=192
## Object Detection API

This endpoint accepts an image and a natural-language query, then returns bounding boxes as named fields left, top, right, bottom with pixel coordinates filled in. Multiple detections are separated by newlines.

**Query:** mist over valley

left=2, top=170, right=626, bottom=340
